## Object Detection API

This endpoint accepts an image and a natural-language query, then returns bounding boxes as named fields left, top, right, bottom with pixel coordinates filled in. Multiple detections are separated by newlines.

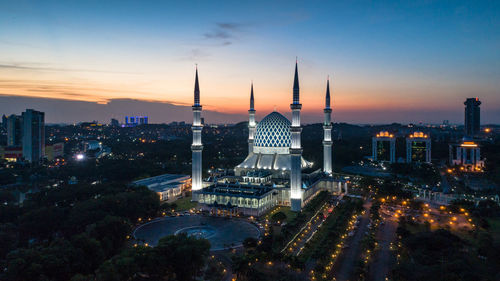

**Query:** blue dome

left=254, top=112, right=291, bottom=148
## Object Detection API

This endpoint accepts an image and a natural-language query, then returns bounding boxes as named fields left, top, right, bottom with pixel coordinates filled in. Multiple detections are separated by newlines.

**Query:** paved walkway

left=368, top=206, right=398, bottom=281
left=332, top=201, right=372, bottom=281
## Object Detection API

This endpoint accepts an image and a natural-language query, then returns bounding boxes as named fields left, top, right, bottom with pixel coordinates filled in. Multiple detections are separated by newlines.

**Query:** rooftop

left=132, top=173, right=190, bottom=188
left=198, top=183, right=275, bottom=198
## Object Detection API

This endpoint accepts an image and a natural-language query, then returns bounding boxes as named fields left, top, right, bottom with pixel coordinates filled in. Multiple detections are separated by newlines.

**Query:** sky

left=0, top=0, right=499, bottom=124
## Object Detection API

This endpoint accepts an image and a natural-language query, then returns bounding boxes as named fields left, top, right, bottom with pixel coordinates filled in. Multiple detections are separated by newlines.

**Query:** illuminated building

left=22, top=109, right=45, bottom=162
left=372, top=131, right=396, bottom=163
left=406, top=132, right=431, bottom=163
left=464, top=98, right=481, bottom=137
left=234, top=62, right=309, bottom=211
left=133, top=174, right=190, bottom=201
left=235, top=111, right=312, bottom=175
left=193, top=62, right=346, bottom=214
left=1, top=146, right=22, bottom=162
left=124, top=115, right=148, bottom=127
left=449, top=138, right=484, bottom=172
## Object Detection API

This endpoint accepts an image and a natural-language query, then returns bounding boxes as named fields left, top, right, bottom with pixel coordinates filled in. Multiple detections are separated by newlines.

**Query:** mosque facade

left=191, top=62, right=347, bottom=214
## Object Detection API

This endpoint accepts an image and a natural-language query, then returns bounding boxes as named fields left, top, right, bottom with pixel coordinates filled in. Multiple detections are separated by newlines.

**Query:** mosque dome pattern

left=254, top=112, right=291, bottom=148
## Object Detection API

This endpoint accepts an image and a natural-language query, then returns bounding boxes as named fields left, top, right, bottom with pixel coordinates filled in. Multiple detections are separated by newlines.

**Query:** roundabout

left=134, top=215, right=261, bottom=251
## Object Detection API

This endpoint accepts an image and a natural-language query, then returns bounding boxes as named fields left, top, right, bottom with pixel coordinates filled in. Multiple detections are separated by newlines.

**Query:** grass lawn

left=264, top=206, right=298, bottom=223
left=172, top=195, right=198, bottom=211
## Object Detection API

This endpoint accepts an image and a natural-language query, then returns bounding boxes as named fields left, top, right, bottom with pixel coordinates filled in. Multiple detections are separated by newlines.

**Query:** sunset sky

left=0, top=0, right=499, bottom=124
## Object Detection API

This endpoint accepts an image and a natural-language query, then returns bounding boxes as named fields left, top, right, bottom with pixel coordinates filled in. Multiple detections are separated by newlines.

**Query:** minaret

left=248, top=83, right=256, bottom=153
left=191, top=66, right=203, bottom=199
left=290, top=61, right=303, bottom=211
left=323, top=77, right=333, bottom=175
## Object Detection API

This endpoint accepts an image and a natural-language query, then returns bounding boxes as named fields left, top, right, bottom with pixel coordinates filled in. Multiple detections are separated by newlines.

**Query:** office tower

left=22, top=109, right=45, bottom=162
left=6, top=114, right=22, bottom=146
left=464, top=98, right=481, bottom=137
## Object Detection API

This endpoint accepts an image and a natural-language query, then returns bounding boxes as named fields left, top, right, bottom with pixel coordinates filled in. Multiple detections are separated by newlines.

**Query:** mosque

left=191, top=62, right=348, bottom=215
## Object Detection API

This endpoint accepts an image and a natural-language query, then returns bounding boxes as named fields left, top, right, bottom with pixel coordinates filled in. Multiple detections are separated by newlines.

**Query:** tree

left=96, top=234, right=210, bottom=281
left=243, top=237, right=258, bottom=249
left=271, top=211, right=287, bottom=223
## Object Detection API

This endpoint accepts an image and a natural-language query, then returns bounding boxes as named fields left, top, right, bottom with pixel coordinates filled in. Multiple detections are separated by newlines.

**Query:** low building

left=449, top=138, right=484, bottom=172
left=1, top=146, right=23, bottom=161
left=197, top=182, right=277, bottom=216
left=45, top=142, right=64, bottom=161
left=132, top=174, right=190, bottom=201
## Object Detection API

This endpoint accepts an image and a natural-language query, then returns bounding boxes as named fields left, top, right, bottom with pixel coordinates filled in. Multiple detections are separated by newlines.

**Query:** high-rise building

left=2, top=114, right=7, bottom=129
left=6, top=114, right=22, bottom=146
left=22, top=109, right=45, bottom=162
left=110, top=118, right=119, bottom=127
left=464, top=98, right=481, bottom=137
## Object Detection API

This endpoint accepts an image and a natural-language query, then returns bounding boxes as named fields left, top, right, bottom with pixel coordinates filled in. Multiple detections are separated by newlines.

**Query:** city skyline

left=1, top=0, right=499, bottom=124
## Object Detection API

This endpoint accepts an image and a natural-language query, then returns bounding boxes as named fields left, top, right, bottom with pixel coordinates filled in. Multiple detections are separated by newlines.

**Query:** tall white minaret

left=323, top=77, right=333, bottom=175
left=290, top=61, right=303, bottom=212
left=191, top=67, right=203, bottom=197
left=248, top=83, right=256, bottom=153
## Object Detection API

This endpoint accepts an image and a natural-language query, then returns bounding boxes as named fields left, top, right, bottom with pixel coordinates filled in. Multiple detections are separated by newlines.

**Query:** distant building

left=124, top=116, right=148, bottom=127
left=22, top=109, right=45, bottom=162
left=2, top=114, right=7, bottom=129
left=6, top=114, right=22, bottom=146
left=1, top=146, right=22, bottom=162
left=464, top=98, right=481, bottom=137
left=110, top=118, right=120, bottom=127
left=406, top=132, right=431, bottom=163
left=449, top=138, right=484, bottom=172
left=372, top=131, right=396, bottom=163
left=45, top=142, right=64, bottom=161
left=132, top=174, right=190, bottom=201
left=80, top=140, right=111, bottom=159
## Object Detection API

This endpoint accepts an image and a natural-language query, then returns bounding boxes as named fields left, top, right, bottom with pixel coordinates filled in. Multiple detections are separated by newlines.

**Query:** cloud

left=203, top=22, right=247, bottom=46
left=0, top=78, right=192, bottom=106
left=179, top=48, right=211, bottom=61
left=0, top=63, right=139, bottom=74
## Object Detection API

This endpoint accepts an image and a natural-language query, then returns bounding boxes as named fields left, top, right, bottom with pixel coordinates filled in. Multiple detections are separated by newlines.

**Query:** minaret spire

left=250, top=82, right=254, bottom=110
left=248, top=82, right=256, bottom=154
left=194, top=66, right=200, bottom=106
left=323, top=77, right=333, bottom=175
left=191, top=66, right=203, bottom=197
left=290, top=60, right=303, bottom=211
left=293, top=60, right=300, bottom=104
left=325, top=76, right=331, bottom=109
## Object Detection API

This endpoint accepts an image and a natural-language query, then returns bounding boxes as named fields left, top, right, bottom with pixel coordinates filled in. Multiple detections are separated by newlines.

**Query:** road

left=332, top=200, right=372, bottom=281
left=368, top=212, right=398, bottom=281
